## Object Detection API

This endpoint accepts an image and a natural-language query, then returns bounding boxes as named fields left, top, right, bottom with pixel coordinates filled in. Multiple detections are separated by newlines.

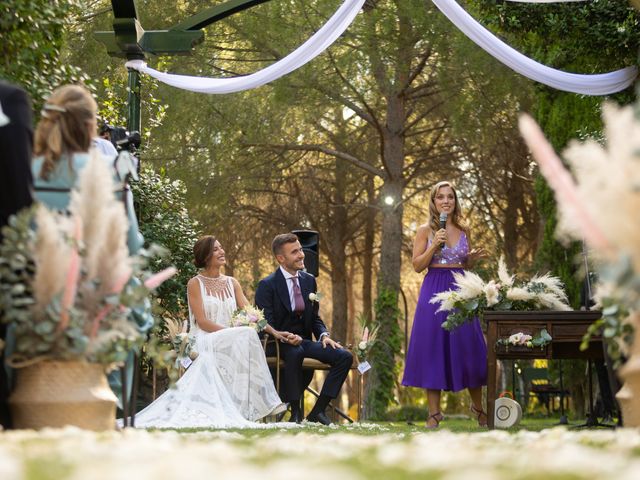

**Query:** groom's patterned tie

left=291, top=276, right=305, bottom=314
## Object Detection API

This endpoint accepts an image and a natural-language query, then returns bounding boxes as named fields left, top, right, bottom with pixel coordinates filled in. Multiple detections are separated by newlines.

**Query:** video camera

left=99, top=123, right=141, bottom=153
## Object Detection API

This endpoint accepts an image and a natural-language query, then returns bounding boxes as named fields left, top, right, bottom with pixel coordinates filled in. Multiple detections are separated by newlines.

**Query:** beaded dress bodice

left=189, top=275, right=236, bottom=330
left=428, top=231, right=468, bottom=265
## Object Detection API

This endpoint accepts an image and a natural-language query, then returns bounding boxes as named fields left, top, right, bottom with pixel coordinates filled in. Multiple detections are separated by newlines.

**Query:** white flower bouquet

left=231, top=305, right=267, bottom=332
left=430, top=258, right=570, bottom=331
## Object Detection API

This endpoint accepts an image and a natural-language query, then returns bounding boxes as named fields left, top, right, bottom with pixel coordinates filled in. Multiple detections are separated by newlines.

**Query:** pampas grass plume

left=32, top=206, right=71, bottom=315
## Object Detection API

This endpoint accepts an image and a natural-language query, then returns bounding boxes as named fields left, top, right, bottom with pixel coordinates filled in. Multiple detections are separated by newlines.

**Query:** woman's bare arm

left=412, top=225, right=442, bottom=273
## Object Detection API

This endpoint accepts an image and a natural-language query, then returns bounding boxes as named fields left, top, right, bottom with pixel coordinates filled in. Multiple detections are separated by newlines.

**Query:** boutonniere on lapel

left=308, top=292, right=323, bottom=303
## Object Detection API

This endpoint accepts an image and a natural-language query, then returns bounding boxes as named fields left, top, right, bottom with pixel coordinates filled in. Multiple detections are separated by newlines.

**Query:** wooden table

left=485, top=310, right=602, bottom=429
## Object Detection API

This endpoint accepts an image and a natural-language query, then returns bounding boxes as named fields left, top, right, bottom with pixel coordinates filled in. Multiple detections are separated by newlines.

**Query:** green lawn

left=170, top=416, right=573, bottom=435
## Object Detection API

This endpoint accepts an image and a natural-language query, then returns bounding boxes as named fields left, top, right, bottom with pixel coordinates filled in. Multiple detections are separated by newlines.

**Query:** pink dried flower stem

left=57, top=216, right=83, bottom=334
left=518, top=114, right=611, bottom=251
left=110, top=267, right=132, bottom=295
left=144, top=267, right=177, bottom=290
left=89, top=304, right=113, bottom=339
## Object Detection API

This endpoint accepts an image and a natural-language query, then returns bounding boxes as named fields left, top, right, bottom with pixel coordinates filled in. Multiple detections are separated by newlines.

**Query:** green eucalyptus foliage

left=0, top=209, right=37, bottom=327
left=583, top=302, right=633, bottom=369
left=0, top=0, right=91, bottom=112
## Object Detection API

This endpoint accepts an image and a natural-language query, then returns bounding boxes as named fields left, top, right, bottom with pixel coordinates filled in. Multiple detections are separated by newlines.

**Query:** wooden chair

left=261, top=335, right=362, bottom=422
left=522, top=367, right=569, bottom=414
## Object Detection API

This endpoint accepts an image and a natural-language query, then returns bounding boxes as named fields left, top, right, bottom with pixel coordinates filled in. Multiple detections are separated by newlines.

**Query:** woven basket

left=9, top=360, right=117, bottom=431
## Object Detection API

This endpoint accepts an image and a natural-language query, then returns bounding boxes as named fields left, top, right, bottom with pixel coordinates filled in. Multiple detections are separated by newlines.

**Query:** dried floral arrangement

left=0, top=153, right=175, bottom=368
left=520, top=102, right=640, bottom=363
left=164, top=317, right=197, bottom=369
left=430, top=258, right=570, bottom=331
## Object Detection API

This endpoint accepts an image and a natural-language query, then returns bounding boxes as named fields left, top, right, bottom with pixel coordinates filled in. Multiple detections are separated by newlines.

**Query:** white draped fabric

left=431, top=0, right=637, bottom=95
left=125, top=0, right=366, bottom=94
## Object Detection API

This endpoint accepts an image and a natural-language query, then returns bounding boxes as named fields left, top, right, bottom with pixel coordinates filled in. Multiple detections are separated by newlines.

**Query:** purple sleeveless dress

left=402, top=232, right=487, bottom=391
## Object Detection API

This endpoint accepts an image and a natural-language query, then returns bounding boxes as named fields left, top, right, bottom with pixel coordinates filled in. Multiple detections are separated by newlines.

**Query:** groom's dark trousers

left=271, top=338, right=352, bottom=402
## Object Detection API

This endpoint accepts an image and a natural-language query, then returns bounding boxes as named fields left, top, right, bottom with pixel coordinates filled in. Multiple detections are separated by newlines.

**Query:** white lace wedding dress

left=132, top=275, right=284, bottom=428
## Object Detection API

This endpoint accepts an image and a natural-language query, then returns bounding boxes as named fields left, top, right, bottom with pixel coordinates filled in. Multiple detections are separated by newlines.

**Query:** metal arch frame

left=96, top=0, right=274, bottom=138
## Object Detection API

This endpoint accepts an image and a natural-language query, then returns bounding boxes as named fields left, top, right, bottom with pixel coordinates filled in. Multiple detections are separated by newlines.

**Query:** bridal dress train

left=132, top=275, right=285, bottom=428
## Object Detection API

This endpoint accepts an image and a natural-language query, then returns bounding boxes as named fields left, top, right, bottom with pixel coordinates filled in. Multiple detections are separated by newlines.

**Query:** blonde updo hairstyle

left=33, top=84, right=98, bottom=180
left=428, top=181, right=468, bottom=236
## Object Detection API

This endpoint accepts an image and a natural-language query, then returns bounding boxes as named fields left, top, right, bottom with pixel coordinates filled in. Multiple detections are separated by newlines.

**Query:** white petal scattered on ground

left=1, top=425, right=640, bottom=479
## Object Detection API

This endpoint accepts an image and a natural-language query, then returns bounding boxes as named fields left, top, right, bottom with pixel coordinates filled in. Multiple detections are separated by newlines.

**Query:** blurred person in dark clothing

left=0, top=80, right=34, bottom=429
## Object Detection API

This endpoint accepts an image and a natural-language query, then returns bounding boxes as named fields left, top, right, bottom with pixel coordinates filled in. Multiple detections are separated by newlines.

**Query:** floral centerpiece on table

left=0, top=153, right=176, bottom=369
left=430, top=258, right=570, bottom=331
left=231, top=305, right=267, bottom=332
left=496, top=329, right=552, bottom=351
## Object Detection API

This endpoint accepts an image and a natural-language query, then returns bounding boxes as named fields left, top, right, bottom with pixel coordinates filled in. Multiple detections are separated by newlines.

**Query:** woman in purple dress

left=402, top=181, right=488, bottom=428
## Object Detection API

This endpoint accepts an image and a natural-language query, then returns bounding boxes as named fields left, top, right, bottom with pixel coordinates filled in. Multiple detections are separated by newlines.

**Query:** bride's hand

left=274, top=330, right=292, bottom=343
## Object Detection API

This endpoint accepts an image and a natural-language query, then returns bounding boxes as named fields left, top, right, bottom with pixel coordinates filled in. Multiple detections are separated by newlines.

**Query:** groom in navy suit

left=255, top=233, right=352, bottom=425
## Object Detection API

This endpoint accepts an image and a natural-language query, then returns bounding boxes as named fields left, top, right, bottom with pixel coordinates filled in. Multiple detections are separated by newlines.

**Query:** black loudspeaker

left=292, top=230, right=319, bottom=277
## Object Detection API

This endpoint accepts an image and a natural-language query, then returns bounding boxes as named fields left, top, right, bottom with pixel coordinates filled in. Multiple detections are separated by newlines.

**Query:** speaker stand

left=554, top=360, right=569, bottom=425
left=571, top=360, right=615, bottom=429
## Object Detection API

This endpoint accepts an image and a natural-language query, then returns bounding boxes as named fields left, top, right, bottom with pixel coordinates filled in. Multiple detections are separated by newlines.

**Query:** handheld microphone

left=439, top=212, right=448, bottom=249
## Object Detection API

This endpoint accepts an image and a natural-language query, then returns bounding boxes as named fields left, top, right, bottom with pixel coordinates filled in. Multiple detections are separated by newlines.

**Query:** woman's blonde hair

left=33, top=84, right=97, bottom=180
left=428, top=181, right=468, bottom=235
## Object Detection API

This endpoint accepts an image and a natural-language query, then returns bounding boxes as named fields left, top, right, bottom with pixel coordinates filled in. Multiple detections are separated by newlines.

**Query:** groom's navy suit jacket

left=256, top=268, right=352, bottom=402
left=255, top=268, right=328, bottom=341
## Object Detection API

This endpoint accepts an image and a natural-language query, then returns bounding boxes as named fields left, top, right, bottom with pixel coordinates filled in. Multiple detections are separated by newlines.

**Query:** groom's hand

left=322, top=336, right=342, bottom=350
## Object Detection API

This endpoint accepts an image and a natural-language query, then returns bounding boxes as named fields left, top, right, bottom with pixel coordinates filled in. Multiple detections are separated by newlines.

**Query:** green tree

left=1, top=0, right=90, bottom=112
left=472, top=0, right=639, bottom=417
left=131, top=167, right=200, bottom=318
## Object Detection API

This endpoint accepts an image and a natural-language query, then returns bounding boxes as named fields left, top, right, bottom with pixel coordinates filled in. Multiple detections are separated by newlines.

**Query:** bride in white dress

left=132, top=236, right=288, bottom=428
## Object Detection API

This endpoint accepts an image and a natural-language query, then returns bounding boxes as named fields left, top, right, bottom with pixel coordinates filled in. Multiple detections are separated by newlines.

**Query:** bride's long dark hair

left=193, top=235, right=217, bottom=268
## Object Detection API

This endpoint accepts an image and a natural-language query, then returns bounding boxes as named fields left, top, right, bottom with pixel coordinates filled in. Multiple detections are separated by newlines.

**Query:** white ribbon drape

left=431, top=0, right=637, bottom=95
left=125, top=0, right=365, bottom=94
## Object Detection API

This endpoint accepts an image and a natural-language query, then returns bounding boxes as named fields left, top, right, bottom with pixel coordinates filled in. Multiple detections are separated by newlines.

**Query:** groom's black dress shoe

left=306, top=411, right=332, bottom=426
left=290, top=409, right=304, bottom=424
